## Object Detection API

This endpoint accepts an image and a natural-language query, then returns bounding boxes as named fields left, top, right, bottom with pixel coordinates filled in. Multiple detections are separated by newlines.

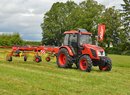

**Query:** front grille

left=100, top=51, right=105, bottom=56
left=90, top=49, right=97, bottom=57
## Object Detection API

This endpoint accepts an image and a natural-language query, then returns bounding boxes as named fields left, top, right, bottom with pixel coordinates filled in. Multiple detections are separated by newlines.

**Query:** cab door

left=68, top=34, right=78, bottom=55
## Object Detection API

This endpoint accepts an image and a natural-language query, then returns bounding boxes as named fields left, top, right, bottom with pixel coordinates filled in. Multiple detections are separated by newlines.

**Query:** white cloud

left=96, top=0, right=124, bottom=9
left=0, top=32, right=14, bottom=35
left=0, top=0, right=124, bottom=41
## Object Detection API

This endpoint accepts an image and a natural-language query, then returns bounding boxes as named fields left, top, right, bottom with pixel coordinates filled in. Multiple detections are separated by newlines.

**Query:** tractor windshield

left=80, top=34, right=92, bottom=45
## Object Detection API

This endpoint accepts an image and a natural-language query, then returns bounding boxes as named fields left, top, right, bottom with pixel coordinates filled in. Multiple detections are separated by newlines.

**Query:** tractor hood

left=83, top=44, right=105, bottom=57
left=84, top=44, right=104, bottom=51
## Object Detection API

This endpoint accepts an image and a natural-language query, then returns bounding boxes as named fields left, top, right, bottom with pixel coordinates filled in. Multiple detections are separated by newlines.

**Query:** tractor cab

left=63, top=29, right=92, bottom=55
left=79, top=32, right=92, bottom=45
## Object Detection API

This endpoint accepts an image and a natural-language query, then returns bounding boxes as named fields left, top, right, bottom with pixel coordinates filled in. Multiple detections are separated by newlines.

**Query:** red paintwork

left=59, top=53, right=66, bottom=65
left=64, top=30, right=92, bottom=35
left=79, top=58, right=88, bottom=70
left=10, top=46, right=60, bottom=58
left=36, top=58, right=39, bottom=62
left=98, top=24, right=106, bottom=41
left=12, top=46, right=39, bottom=51
left=99, top=66, right=108, bottom=71
left=12, top=46, right=59, bottom=53
left=59, top=46, right=74, bottom=56
left=43, top=46, right=59, bottom=54
left=81, top=44, right=104, bottom=60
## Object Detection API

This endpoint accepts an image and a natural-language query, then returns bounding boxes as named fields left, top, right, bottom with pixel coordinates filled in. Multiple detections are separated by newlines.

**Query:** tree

left=100, top=7, right=124, bottom=47
left=0, top=33, right=23, bottom=46
left=41, top=1, right=78, bottom=46
left=41, top=0, right=104, bottom=46
left=76, top=0, right=105, bottom=43
left=10, top=33, right=23, bottom=46
left=121, top=0, right=130, bottom=37
left=78, top=0, right=104, bottom=35
left=41, top=0, right=125, bottom=47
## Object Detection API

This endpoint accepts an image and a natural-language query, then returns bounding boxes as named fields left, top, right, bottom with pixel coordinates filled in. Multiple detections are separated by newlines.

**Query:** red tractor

left=6, top=29, right=112, bottom=72
left=56, top=29, right=112, bottom=72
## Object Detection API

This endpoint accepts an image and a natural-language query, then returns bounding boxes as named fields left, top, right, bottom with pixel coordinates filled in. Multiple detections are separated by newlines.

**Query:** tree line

left=41, top=0, right=130, bottom=55
left=0, top=33, right=41, bottom=46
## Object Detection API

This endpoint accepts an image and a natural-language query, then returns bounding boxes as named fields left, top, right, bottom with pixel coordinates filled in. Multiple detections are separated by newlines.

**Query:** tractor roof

left=64, top=30, right=92, bottom=35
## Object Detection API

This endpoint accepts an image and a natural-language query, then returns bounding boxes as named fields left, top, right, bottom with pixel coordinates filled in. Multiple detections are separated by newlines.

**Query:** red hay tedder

left=6, top=29, right=112, bottom=72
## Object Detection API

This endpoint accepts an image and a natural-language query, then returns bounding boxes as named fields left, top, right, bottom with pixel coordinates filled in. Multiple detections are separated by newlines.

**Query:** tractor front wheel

left=57, top=48, right=72, bottom=68
left=99, top=62, right=112, bottom=71
left=78, top=55, right=92, bottom=72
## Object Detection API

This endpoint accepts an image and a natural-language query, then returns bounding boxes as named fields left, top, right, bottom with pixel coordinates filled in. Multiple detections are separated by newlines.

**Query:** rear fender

left=59, top=46, right=74, bottom=56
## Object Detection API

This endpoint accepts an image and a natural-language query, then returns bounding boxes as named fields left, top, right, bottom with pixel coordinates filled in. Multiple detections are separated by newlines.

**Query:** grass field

left=0, top=49, right=130, bottom=95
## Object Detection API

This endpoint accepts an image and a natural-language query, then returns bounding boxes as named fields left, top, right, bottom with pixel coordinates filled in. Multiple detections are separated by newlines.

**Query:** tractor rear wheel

left=99, top=62, right=112, bottom=71
left=57, top=48, right=72, bottom=68
left=78, top=55, right=92, bottom=72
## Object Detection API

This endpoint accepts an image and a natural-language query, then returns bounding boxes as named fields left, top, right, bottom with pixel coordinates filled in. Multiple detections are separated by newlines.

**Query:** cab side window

left=63, top=34, right=69, bottom=45
left=69, top=34, right=77, bottom=47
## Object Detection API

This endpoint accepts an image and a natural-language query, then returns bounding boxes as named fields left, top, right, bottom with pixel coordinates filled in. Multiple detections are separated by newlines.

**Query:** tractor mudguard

left=59, top=46, right=74, bottom=56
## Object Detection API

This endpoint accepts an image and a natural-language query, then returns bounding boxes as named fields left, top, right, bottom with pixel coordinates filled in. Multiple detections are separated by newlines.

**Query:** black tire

left=24, top=55, right=27, bottom=62
left=6, top=55, right=12, bottom=62
left=57, top=48, right=72, bottom=68
left=78, top=55, right=92, bottom=72
left=99, top=61, right=112, bottom=71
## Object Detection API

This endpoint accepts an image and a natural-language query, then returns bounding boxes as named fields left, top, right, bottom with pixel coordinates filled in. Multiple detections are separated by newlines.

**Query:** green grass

left=0, top=49, right=130, bottom=95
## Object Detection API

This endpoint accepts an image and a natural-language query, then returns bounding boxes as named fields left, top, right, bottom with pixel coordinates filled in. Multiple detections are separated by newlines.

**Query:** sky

left=0, top=0, right=124, bottom=41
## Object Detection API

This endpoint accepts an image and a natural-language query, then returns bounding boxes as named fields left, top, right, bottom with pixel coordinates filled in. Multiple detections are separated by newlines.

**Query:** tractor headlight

left=97, top=51, right=105, bottom=56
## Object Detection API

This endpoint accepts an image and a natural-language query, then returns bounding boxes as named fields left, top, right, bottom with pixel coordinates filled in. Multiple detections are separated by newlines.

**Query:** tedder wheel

left=35, top=56, right=42, bottom=63
left=6, top=55, right=12, bottom=62
left=24, top=55, right=27, bottom=62
left=57, top=48, right=72, bottom=68
left=78, top=55, right=92, bottom=72
left=99, top=61, right=112, bottom=71
left=45, top=57, right=51, bottom=62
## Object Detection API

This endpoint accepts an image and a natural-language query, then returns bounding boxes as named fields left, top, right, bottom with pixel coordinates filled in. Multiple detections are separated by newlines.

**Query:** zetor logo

left=98, top=24, right=105, bottom=41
